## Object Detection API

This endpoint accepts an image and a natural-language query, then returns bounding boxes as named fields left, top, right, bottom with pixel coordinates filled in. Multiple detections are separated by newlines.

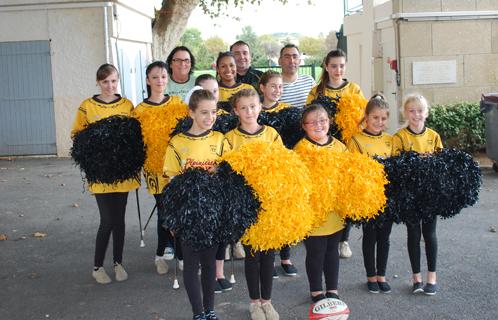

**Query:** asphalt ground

left=0, top=158, right=497, bottom=320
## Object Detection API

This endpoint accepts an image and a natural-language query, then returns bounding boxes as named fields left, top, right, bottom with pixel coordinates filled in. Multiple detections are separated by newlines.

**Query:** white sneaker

left=234, top=241, right=246, bottom=259
left=178, top=260, right=184, bottom=271
left=164, top=247, right=174, bottom=260
left=339, top=241, right=352, bottom=259
left=261, top=302, right=280, bottom=320
left=114, top=263, right=128, bottom=282
left=249, top=302, right=265, bottom=320
left=155, top=256, right=169, bottom=275
left=92, top=267, right=111, bottom=284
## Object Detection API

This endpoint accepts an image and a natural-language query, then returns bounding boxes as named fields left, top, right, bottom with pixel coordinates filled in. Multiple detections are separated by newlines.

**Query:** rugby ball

left=308, top=298, right=350, bottom=320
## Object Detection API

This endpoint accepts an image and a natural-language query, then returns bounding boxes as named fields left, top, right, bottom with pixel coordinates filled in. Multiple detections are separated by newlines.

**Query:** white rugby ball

left=308, top=298, right=350, bottom=320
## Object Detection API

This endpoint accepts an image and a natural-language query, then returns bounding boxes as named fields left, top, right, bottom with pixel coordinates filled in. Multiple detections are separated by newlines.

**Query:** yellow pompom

left=222, top=142, right=314, bottom=251
left=134, top=100, right=188, bottom=175
left=336, top=93, right=368, bottom=143
left=295, top=143, right=388, bottom=222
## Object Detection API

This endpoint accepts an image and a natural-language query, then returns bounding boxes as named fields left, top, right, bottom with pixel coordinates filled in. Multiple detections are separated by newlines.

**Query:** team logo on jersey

left=210, top=145, right=218, bottom=154
left=428, top=139, right=434, bottom=145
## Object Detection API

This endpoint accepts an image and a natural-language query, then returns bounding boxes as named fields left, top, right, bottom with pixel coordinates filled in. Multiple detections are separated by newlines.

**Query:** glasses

left=304, top=119, right=329, bottom=126
left=172, top=58, right=191, bottom=64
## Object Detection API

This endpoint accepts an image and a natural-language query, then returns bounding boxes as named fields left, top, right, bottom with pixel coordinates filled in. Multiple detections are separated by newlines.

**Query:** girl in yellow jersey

left=293, top=104, right=347, bottom=303
left=347, top=94, right=394, bottom=294
left=259, top=70, right=291, bottom=113
left=393, top=94, right=443, bottom=296
left=71, top=64, right=139, bottom=284
left=133, top=61, right=189, bottom=276
left=224, top=88, right=282, bottom=320
left=163, top=90, right=228, bottom=320
left=306, top=49, right=365, bottom=104
left=216, top=52, right=253, bottom=105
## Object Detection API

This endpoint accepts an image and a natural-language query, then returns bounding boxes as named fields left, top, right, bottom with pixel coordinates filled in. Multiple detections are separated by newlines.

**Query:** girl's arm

left=70, top=102, right=89, bottom=138
left=305, top=86, right=318, bottom=105
left=163, top=142, right=182, bottom=179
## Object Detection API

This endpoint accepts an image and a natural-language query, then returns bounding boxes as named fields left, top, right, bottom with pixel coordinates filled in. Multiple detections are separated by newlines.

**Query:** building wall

left=344, top=0, right=498, bottom=128
left=0, top=1, right=154, bottom=156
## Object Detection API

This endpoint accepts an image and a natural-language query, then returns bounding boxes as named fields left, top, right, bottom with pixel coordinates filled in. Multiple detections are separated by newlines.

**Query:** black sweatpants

left=182, top=243, right=217, bottom=316
left=362, top=221, right=393, bottom=277
left=304, top=230, right=343, bottom=292
left=154, top=194, right=183, bottom=259
left=244, top=245, right=275, bottom=300
left=94, top=192, right=128, bottom=267
left=407, top=218, right=438, bottom=274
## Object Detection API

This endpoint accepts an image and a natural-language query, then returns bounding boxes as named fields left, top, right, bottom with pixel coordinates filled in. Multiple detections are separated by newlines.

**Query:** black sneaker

left=367, top=281, right=380, bottom=293
left=281, top=263, right=298, bottom=276
left=214, top=280, right=223, bottom=294
left=205, top=310, right=219, bottom=320
left=311, top=293, right=326, bottom=303
left=423, top=283, right=437, bottom=296
left=378, top=281, right=391, bottom=293
left=325, top=292, right=340, bottom=299
left=217, top=278, right=232, bottom=292
left=193, top=313, right=206, bottom=320
left=272, top=267, right=279, bottom=279
left=412, top=282, right=424, bottom=294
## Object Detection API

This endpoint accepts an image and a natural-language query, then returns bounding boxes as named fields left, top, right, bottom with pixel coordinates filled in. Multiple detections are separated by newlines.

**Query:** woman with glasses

left=165, top=46, right=197, bottom=102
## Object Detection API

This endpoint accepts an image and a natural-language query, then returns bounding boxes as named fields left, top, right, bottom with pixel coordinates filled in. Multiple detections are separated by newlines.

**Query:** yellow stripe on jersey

left=392, top=127, right=443, bottom=155
left=347, top=131, right=393, bottom=158
left=261, top=102, right=291, bottom=113
left=70, top=95, right=140, bottom=194
left=293, top=136, right=347, bottom=236
left=133, top=95, right=188, bottom=194
left=163, top=131, right=228, bottom=178
left=218, top=83, right=254, bottom=103
left=224, top=125, right=283, bottom=152
left=306, top=81, right=364, bottom=105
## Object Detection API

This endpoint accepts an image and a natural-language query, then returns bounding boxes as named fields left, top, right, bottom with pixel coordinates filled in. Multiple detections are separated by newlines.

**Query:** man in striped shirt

left=278, top=44, right=316, bottom=109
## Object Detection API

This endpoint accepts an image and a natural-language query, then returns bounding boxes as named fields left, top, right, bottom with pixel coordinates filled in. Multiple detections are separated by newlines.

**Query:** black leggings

left=216, top=243, right=227, bottom=261
left=406, top=218, right=438, bottom=274
left=362, top=221, right=393, bottom=277
left=340, top=222, right=351, bottom=242
left=279, top=245, right=290, bottom=260
left=304, top=230, right=343, bottom=292
left=154, top=194, right=183, bottom=259
left=182, top=243, right=217, bottom=315
left=244, top=245, right=275, bottom=300
left=94, top=192, right=128, bottom=267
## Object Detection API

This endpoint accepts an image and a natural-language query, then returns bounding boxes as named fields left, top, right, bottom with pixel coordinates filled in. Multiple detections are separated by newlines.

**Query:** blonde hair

left=402, top=94, right=429, bottom=116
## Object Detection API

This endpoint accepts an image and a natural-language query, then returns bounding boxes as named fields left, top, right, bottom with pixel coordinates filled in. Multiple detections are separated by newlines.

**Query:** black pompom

left=258, top=108, right=304, bottom=148
left=212, top=114, right=238, bottom=134
left=379, top=150, right=481, bottom=225
left=218, top=101, right=233, bottom=114
left=310, top=95, right=341, bottom=140
left=216, top=162, right=260, bottom=244
left=71, top=115, right=145, bottom=185
left=160, top=169, right=222, bottom=250
left=171, top=117, right=193, bottom=136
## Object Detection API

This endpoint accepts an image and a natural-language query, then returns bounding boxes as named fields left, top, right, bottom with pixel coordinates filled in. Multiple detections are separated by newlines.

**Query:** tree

left=204, top=36, right=227, bottom=58
left=236, top=26, right=268, bottom=66
left=325, top=30, right=338, bottom=52
left=179, top=28, right=211, bottom=70
left=259, top=34, right=280, bottom=64
left=299, top=36, right=326, bottom=64
left=152, top=0, right=288, bottom=61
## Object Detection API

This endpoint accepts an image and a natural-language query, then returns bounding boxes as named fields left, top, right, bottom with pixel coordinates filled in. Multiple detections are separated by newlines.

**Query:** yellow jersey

left=71, top=95, right=140, bottom=194
left=306, top=81, right=364, bottom=105
left=218, top=82, right=254, bottom=103
left=347, top=130, right=393, bottom=159
left=392, top=127, right=443, bottom=155
left=163, top=130, right=229, bottom=178
left=225, top=125, right=283, bottom=151
left=261, top=101, right=291, bottom=113
left=293, top=136, right=347, bottom=236
left=133, top=96, right=188, bottom=194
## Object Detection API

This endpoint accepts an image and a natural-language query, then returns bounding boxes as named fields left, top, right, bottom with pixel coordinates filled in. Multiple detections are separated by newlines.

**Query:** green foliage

left=198, top=0, right=289, bottom=18
left=236, top=26, right=270, bottom=66
left=426, top=102, right=485, bottom=152
left=179, top=28, right=213, bottom=70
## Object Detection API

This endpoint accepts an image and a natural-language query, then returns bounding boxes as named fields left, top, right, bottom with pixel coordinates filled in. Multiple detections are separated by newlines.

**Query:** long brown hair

left=316, top=49, right=347, bottom=96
